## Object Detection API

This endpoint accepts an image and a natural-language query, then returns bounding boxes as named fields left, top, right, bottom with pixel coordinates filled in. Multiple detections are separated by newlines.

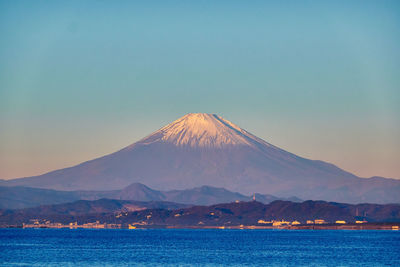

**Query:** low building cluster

left=22, top=219, right=121, bottom=229
left=257, top=218, right=368, bottom=226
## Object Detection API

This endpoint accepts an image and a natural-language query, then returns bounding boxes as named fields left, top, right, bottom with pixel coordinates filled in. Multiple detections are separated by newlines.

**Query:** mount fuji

left=2, top=113, right=399, bottom=203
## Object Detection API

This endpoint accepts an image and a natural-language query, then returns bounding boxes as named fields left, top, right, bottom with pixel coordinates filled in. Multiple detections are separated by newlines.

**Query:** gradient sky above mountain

left=0, top=1, right=399, bottom=179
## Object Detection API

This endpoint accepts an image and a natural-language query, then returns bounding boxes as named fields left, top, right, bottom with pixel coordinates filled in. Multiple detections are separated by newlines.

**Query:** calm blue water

left=1, top=229, right=399, bottom=266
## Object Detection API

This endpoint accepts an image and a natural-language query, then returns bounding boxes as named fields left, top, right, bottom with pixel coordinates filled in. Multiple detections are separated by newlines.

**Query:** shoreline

left=2, top=222, right=399, bottom=231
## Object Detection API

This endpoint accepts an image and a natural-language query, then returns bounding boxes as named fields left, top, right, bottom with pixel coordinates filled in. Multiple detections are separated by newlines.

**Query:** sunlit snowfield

left=1, top=229, right=399, bottom=266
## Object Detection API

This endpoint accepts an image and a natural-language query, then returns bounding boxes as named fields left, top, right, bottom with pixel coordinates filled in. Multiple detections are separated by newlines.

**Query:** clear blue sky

left=1, top=0, right=399, bottom=179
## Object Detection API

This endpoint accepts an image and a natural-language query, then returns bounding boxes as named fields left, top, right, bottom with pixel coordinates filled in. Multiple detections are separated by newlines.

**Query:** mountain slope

left=2, top=113, right=399, bottom=203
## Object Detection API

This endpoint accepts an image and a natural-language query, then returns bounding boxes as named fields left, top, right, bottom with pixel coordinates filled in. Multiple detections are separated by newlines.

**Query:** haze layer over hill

left=0, top=183, right=296, bottom=209
left=2, top=113, right=400, bottom=203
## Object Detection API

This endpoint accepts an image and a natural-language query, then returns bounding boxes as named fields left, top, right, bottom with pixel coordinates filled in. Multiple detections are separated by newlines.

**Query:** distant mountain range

left=1, top=200, right=399, bottom=226
left=0, top=183, right=301, bottom=209
left=2, top=113, right=399, bottom=203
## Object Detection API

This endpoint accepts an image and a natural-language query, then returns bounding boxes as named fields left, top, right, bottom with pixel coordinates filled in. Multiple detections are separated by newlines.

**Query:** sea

left=1, top=229, right=399, bottom=266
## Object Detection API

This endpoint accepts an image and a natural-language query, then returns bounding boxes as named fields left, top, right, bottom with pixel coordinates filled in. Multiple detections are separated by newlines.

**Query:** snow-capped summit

left=137, top=113, right=272, bottom=148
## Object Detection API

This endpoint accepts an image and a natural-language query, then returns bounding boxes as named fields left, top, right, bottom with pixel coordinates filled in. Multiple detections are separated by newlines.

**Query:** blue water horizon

left=1, top=228, right=399, bottom=266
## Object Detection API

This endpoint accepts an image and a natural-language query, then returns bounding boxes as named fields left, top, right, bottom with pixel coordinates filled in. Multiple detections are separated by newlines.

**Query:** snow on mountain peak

left=138, top=113, right=272, bottom=148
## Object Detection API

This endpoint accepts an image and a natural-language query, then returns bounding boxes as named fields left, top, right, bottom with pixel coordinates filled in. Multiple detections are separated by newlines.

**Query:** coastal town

left=22, top=220, right=122, bottom=229
left=17, top=218, right=400, bottom=230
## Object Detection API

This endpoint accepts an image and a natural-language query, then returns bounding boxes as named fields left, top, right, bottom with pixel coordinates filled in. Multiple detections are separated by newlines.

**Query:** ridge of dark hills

left=0, top=199, right=188, bottom=223
left=0, top=183, right=300, bottom=209
left=1, top=200, right=399, bottom=226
